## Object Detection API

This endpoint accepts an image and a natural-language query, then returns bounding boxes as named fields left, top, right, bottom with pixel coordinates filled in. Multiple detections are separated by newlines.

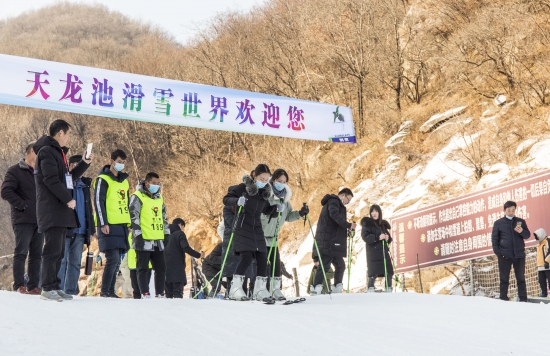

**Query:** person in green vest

left=94, top=149, right=131, bottom=298
left=129, top=172, right=170, bottom=299
left=125, top=232, right=152, bottom=299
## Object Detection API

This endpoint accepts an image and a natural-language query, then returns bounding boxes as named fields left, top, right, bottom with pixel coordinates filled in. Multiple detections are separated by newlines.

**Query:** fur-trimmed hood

left=242, top=175, right=272, bottom=200
left=361, top=216, right=391, bottom=230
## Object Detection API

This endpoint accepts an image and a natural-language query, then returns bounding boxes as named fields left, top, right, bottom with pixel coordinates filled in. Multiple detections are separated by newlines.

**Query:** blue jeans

left=58, top=234, right=85, bottom=295
left=102, top=249, right=122, bottom=295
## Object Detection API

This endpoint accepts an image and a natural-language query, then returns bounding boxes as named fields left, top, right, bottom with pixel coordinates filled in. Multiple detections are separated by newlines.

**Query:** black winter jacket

left=1, top=159, right=37, bottom=226
left=202, top=242, right=222, bottom=279
left=222, top=175, right=273, bottom=254
left=312, top=194, right=351, bottom=260
left=165, top=224, right=201, bottom=284
left=491, top=216, right=531, bottom=259
left=66, top=177, right=96, bottom=245
left=361, top=217, right=394, bottom=277
left=33, top=135, right=89, bottom=233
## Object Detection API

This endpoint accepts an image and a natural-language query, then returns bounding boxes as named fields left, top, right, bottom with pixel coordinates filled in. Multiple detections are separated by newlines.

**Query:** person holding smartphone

left=491, top=201, right=531, bottom=302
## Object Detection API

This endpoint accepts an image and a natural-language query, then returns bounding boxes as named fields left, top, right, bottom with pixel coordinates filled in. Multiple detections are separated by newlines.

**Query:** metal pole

left=292, top=268, right=300, bottom=297
left=469, top=260, right=475, bottom=297
left=416, top=253, right=424, bottom=293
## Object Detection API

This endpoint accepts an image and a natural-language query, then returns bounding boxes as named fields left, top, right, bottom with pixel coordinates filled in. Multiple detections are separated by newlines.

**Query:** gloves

left=299, top=205, right=309, bottom=217
left=95, top=254, right=103, bottom=264
left=237, top=196, right=247, bottom=206
left=276, top=203, right=285, bottom=213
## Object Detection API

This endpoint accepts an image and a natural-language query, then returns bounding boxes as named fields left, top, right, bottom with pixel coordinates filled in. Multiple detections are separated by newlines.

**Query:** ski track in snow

left=0, top=291, right=548, bottom=355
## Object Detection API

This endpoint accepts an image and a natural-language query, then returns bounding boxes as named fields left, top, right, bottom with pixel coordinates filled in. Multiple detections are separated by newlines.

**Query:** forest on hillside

left=1, top=0, right=550, bottom=256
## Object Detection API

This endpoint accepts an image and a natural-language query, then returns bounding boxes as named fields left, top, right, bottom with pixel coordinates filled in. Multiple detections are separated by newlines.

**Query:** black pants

left=235, top=251, right=267, bottom=277
left=40, top=227, right=67, bottom=292
left=136, top=247, right=165, bottom=296
left=368, top=276, right=392, bottom=289
left=166, top=282, right=183, bottom=298
left=266, top=245, right=281, bottom=278
left=313, top=255, right=345, bottom=287
left=101, top=248, right=122, bottom=295
left=497, top=256, right=526, bottom=301
left=130, top=269, right=151, bottom=299
left=12, top=223, right=44, bottom=291
left=538, top=270, right=550, bottom=296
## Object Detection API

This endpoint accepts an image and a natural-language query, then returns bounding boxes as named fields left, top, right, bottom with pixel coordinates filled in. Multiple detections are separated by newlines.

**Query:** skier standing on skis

left=361, top=205, right=393, bottom=293
left=261, top=168, right=308, bottom=301
left=223, top=164, right=275, bottom=302
left=310, top=188, right=356, bottom=296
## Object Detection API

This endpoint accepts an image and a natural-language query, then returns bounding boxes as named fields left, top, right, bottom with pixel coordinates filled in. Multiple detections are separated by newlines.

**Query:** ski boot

left=229, top=275, right=249, bottom=301
left=253, top=276, right=275, bottom=304
left=331, top=283, right=343, bottom=293
left=310, top=284, right=323, bottom=296
left=367, top=287, right=376, bottom=293
left=271, top=277, right=286, bottom=301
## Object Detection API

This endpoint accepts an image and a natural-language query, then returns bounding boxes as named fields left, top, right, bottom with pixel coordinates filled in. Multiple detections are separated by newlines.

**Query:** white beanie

left=534, top=228, right=547, bottom=243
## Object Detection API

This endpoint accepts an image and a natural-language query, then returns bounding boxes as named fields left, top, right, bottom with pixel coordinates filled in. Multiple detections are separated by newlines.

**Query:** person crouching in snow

left=223, top=164, right=274, bottom=302
left=164, top=218, right=204, bottom=298
left=361, top=205, right=393, bottom=293
left=534, top=228, right=550, bottom=297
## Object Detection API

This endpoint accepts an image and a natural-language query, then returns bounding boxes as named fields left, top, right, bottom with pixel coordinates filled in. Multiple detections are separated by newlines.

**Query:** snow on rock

left=0, top=291, right=547, bottom=355
left=385, top=120, right=413, bottom=148
left=476, top=163, right=510, bottom=190
left=524, top=139, right=550, bottom=170
left=516, top=138, right=539, bottom=155
left=419, top=106, right=467, bottom=133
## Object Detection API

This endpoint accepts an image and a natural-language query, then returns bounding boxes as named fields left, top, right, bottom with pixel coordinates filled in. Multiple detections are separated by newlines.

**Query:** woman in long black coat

left=361, top=204, right=394, bottom=292
left=222, top=164, right=276, bottom=302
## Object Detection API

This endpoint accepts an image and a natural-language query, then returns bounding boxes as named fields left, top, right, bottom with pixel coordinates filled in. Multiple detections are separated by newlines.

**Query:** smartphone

left=516, top=222, right=522, bottom=228
left=85, top=143, right=93, bottom=159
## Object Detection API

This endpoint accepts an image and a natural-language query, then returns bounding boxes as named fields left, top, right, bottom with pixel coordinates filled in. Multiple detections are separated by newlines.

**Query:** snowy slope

left=0, top=291, right=547, bottom=355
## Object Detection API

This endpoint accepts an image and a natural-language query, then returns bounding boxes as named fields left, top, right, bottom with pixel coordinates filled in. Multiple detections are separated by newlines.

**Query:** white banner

left=0, top=54, right=356, bottom=143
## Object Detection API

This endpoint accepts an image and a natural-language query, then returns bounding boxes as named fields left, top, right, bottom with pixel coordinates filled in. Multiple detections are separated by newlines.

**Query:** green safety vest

left=94, top=174, right=131, bottom=225
left=132, top=190, right=165, bottom=241
left=127, top=232, right=151, bottom=269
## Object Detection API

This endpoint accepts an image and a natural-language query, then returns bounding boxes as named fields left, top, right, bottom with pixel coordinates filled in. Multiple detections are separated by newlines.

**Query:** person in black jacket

left=57, top=155, right=96, bottom=296
left=361, top=205, right=393, bottom=293
left=34, top=120, right=93, bottom=302
left=202, top=242, right=222, bottom=296
left=1, top=141, right=43, bottom=295
left=164, top=218, right=204, bottom=298
left=491, top=200, right=531, bottom=301
left=311, top=188, right=356, bottom=296
left=223, top=164, right=275, bottom=302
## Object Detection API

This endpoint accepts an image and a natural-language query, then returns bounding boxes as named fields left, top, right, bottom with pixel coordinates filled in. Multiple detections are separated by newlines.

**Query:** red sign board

left=389, top=170, right=550, bottom=272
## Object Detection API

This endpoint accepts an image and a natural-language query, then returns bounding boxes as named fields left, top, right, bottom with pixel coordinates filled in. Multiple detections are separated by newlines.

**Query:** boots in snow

left=271, top=277, right=286, bottom=301
left=310, top=284, right=323, bottom=296
left=229, top=275, right=249, bottom=301
left=367, top=287, right=376, bottom=293
left=253, top=276, right=274, bottom=302
left=332, top=283, right=343, bottom=293
left=56, top=290, right=73, bottom=300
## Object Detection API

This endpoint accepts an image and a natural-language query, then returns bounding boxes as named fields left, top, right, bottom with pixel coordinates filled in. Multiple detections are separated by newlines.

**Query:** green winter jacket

left=261, top=185, right=301, bottom=247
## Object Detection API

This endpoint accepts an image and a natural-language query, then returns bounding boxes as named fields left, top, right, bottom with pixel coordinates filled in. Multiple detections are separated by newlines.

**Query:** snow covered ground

left=0, top=291, right=547, bottom=355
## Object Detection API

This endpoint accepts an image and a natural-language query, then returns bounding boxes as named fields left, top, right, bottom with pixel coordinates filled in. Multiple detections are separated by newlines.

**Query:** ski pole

left=268, top=199, right=284, bottom=292
left=384, top=240, right=402, bottom=289
left=212, top=196, right=246, bottom=299
left=383, top=239, right=389, bottom=291
left=305, top=206, right=331, bottom=299
left=193, top=270, right=221, bottom=299
left=347, top=228, right=355, bottom=293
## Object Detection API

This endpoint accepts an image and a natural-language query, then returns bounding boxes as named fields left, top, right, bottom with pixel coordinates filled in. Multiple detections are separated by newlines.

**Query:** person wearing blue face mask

left=260, top=169, right=309, bottom=300
left=94, top=149, right=131, bottom=298
left=223, top=164, right=276, bottom=302
left=129, top=172, right=170, bottom=298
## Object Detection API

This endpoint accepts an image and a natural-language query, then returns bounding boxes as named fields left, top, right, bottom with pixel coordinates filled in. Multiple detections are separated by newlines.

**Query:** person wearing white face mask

left=491, top=200, right=531, bottom=302
left=94, top=149, right=131, bottom=298
left=261, top=168, right=309, bottom=300
left=129, top=172, right=170, bottom=299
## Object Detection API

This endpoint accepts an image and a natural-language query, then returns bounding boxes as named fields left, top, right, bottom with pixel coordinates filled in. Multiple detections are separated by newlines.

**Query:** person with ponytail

left=222, top=164, right=275, bottom=302
left=361, top=204, right=394, bottom=293
left=261, top=169, right=309, bottom=301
